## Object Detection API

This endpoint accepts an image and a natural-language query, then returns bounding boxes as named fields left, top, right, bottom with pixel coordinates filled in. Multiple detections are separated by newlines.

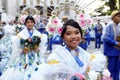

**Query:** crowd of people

left=0, top=9, right=120, bottom=80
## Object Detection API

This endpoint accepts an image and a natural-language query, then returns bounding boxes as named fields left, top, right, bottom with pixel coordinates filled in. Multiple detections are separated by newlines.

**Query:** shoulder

left=78, top=46, right=91, bottom=57
left=106, top=22, right=113, bottom=29
left=41, top=34, right=47, bottom=38
left=53, top=45, right=65, bottom=51
left=17, top=29, right=24, bottom=39
left=33, top=29, right=41, bottom=36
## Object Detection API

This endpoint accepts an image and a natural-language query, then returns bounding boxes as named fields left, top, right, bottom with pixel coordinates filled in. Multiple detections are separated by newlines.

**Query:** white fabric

left=17, top=27, right=41, bottom=39
left=39, top=34, right=48, bottom=56
left=90, top=51, right=107, bottom=71
left=3, top=24, right=16, bottom=36
left=0, top=27, right=47, bottom=80
left=29, top=63, right=74, bottom=80
left=17, top=27, right=48, bottom=55
left=47, top=45, right=90, bottom=74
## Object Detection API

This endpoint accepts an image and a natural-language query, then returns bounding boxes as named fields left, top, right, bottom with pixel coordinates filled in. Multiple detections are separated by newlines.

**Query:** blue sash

left=28, top=29, right=33, bottom=38
left=66, top=47, right=84, bottom=67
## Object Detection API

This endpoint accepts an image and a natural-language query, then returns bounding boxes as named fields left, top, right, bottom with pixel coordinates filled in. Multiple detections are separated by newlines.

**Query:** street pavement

left=86, top=41, right=103, bottom=54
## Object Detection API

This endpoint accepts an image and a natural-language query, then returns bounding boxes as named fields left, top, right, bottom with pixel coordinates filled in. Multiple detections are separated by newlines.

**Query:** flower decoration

left=58, top=27, right=62, bottom=34
left=48, top=25, right=56, bottom=33
left=87, top=70, right=99, bottom=80
left=20, top=36, right=41, bottom=50
left=102, top=69, right=112, bottom=80
left=77, top=12, right=93, bottom=30
left=20, top=36, right=41, bottom=69
left=46, top=15, right=63, bottom=37
left=52, top=19, right=58, bottom=25
left=79, top=20, right=86, bottom=27
left=79, top=13, right=85, bottom=20
left=20, top=14, right=27, bottom=24
left=32, top=36, right=41, bottom=48
left=69, top=73, right=85, bottom=80
left=16, top=25, right=23, bottom=33
left=33, top=14, right=40, bottom=22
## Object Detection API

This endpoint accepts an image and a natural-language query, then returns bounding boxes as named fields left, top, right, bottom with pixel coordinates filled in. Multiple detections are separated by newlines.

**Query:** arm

left=103, top=24, right=118, bottom=46
left=39, top=34, right=48, bottom=56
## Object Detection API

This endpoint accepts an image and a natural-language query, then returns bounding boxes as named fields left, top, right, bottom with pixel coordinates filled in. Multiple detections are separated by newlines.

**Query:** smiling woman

left=46, top=19, right=91, bottom=75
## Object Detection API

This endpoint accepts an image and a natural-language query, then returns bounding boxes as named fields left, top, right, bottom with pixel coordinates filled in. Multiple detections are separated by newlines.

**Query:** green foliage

left=94, top=0, right=119, bottom=16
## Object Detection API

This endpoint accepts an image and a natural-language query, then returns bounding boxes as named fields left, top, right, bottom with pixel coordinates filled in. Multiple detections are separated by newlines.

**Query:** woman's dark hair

left=24, top=15, right=35, bottom=25
left=61, top=19, right=82, bottom=38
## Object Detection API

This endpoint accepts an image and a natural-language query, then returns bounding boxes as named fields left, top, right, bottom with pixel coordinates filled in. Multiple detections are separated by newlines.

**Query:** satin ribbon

left=71, top=50, right=84, bottom=67
left=28, top=29, right=33, bottom=38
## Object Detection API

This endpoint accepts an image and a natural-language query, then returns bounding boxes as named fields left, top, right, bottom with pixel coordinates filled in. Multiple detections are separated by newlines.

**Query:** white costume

left=0, top=24, right=17, bottom=75
left=17, top=27, right=48, bottom=56
left=0, top=27, right=46, bottom=80
left=29, top=63, right=74, bottom=80
left=47, top=45, right=90, bottom=74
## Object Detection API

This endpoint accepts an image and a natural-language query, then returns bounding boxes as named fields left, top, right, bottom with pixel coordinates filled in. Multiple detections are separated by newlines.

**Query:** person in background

left=0, top=16, right=46, bottom=80
left=87, top=27, right=91, bottom=45
left=93, top=20, right=103, bottom=50
left=47, top=19, right=90, bottom=74
left=103, top=10, right=120, bottom=80
left=79, top=28, right=91, bottom=50
left=79, top=30, right=87, bottom=50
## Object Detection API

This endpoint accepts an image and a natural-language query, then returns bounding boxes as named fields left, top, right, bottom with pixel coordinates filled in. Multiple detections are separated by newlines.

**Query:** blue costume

left=79, top=41, right=87, bottom=50
left=93, top=23, right=103, bottom=49
left=103, top=22, right=120, bottom=80
left=85, top=29, right=91, bottom=45
left=79, top=29, right=90, bottom=50
left=49, top=34, right=63, bottom=52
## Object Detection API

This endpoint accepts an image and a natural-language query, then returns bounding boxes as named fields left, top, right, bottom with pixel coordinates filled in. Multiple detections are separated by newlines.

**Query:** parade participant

left=93, top=20, right=103, bottom=50
left=0, top=19, right=17, bottom=76
left=0, top=15, right=46, bottom=80
left=79, top=29, right=91, bottom=50
left=28, top=63, right=85, bottom=80
left=103, top=10, right=120, bottom=80
left=47, top=19, right=90, bottom=74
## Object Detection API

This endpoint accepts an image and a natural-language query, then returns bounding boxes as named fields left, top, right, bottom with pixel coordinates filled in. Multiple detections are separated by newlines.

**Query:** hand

left=117, top=42, right=120, bottom=47
left=28, top=37, right=32, bottom=42
left=23, top=47, right=29, bottom=54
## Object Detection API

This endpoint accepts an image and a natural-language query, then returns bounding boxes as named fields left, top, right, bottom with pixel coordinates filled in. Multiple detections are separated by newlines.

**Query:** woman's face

left=26, top=19, right=35, bottom=30
left=63, top=25, right=81, bottom=50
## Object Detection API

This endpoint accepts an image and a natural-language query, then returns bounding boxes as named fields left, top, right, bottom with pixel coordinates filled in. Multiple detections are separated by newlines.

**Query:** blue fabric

left=79, top=41, right=87, bottom=50
left=51, top=35, right=63, bottom=44
left=103, top=23, right=120, bottom=80
left=79, top=29, right=91, bottom=50
left=39, top=22, right=45, bottom=28
left=66, top=46, right=84, bottom=67
left=74, top=56, right=84, bottom=67
left=95, top=36, right=101, bottom=49
left=49, top=35, right=63, bottom=52
left=93, top=24, right=103, bottom=37
left=93, top=25, right=102, bottom=49
left=0, top=51, right=2, bottom=61
left=107, top=56, right=119, bottom=80
left=0, top=72, right=2, bottom=76
left=103, top=23, right=120, bottom=56
left=27, top=29, right=33, bottom=38
left=85, top=29, right=91, bottom=45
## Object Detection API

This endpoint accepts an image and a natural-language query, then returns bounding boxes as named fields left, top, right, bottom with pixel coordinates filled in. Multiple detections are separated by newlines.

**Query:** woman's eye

left=66, top=33, right=71, bottom=35
left=75, top=32, right=80, bottom=34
